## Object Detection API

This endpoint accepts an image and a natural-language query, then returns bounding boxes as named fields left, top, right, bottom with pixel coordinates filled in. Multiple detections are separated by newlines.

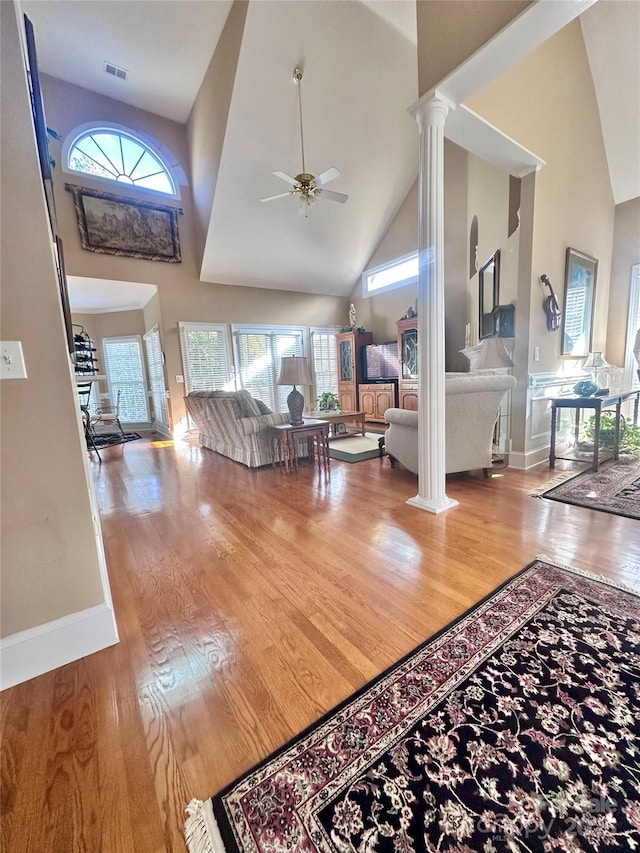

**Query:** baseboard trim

left=509, top=446, right=550, bottom=470
left=0, top=603, right=119, bottom=690
left=151, top=422, right=173, bottom=439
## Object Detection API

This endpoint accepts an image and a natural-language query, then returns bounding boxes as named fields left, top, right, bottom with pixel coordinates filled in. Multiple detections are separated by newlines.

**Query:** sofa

left=384, top=373, right=517, bottom=476
left=185, top=390, right=296, bottom=468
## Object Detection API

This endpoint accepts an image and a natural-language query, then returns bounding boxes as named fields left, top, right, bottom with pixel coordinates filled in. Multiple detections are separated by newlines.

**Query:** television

left=362, top=341, right=399, bottom=381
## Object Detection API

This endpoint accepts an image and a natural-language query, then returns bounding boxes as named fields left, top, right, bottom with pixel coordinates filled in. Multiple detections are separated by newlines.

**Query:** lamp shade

left=474, top=336, right=514, bottom=370
left=582, top=351, right=608, bottom=369
left=277, top=356, right=312, bottom=387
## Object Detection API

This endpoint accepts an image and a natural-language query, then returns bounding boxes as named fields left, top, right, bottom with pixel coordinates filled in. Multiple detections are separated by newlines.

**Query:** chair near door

left=77, top=381, right=101, bottom=459
left=90, top=389, right=125, bottom=437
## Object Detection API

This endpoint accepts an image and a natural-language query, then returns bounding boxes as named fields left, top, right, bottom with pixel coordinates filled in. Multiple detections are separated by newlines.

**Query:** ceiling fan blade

left=317, top=189, right=349, bottom=204
left=260, top=191, right=293, bottom=203
left=272, top=171, right=298, bottom=186
left=315, top=167, right=341, bottom=186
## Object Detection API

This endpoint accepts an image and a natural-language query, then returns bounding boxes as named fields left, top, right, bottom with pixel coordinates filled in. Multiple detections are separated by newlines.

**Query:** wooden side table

left=269, top=419, right=330, bottom=475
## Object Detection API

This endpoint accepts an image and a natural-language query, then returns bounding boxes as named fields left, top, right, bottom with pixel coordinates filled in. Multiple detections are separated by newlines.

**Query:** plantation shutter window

left=233, top=327, right=305, bottom=413
left=102, top=336, right=149, bottom=423
left=143, top=327, right=168, bottom=428
left=311, top=330, right=338, bottom=401
left=178, top=322, right=231, bottom=393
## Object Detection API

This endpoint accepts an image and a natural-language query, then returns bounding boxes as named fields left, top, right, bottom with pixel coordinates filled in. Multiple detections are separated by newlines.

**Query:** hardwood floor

left=2, top=437, right=638, bottom=852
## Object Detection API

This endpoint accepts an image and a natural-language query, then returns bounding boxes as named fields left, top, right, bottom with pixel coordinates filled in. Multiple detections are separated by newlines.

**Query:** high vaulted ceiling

left=20, top=0, right=639, bottom=307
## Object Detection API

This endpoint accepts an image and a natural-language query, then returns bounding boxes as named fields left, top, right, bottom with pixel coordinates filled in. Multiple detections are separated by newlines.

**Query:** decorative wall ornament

left=469, top=215, right=479, bottom=278
left=65, top=184, right=182, bottom=263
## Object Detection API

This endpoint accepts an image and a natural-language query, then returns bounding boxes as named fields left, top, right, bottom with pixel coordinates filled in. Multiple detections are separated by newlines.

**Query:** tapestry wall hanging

left=65, top=183, right=182, bottom=262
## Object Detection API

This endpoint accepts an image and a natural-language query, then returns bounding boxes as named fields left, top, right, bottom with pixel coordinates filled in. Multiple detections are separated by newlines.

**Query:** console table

left=269, top=419, right=330, bottom=475
left=549, top=389, right=640, bottom=472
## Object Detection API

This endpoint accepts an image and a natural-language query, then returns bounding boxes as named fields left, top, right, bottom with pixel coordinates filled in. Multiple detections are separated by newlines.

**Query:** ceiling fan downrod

left=293, top=67, right=306, bottom=178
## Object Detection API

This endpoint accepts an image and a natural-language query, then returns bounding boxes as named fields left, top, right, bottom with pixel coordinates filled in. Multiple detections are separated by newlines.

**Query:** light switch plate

left=176, top=374, right=184, bottom=384
left=0, top=341, right=28, bottom=379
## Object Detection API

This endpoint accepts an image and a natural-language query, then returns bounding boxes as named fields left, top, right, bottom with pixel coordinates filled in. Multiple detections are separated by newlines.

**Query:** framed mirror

left=561, top=248, right=598, bottom=356
left=479, top=250, right=500, bottom=339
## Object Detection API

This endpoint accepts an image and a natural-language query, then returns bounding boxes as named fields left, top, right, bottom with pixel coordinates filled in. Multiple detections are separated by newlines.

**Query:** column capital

left=408, top=91, right=454, bottom=127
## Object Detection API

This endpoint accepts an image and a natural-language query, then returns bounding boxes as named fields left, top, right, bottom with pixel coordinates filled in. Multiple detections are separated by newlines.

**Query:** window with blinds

left=233, top=326, right=305, bottom=412
left=102, top=336, right=149, bottom=422
left=625, top=265, right=640, bottom=389
left=143, top=327, right=168, bottom=428
left=178, top=322, right=231, bottom=393
left=311, top=329, right=338, bottom=400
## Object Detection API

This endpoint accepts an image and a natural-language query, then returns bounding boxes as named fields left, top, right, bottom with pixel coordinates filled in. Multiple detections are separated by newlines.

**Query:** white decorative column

left=406, top=95, right=458, bottom=514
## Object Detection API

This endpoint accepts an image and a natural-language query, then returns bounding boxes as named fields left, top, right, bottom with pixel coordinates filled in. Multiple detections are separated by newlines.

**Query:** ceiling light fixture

left=260, top=67, right=348, bottom=218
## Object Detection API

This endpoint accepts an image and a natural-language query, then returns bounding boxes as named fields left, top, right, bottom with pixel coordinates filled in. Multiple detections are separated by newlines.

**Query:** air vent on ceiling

left=104, top=62, right=128, bottom=81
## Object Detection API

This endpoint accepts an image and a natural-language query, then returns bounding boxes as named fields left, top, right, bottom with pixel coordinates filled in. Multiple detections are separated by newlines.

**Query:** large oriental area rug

left=538, top=457, right=640, bottom=520
left=185, top=559, right=640, bottom=853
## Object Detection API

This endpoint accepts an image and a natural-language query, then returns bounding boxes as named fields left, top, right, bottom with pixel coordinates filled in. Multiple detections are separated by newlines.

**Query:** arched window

left=66, top=127, right=177, bottom=196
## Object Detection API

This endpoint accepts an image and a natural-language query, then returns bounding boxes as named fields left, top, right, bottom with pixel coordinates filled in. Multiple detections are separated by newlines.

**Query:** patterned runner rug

left=185, top=559, right=640, bottom=853
left=86, top=431, right=142, bottom=450
left=536, top=457, right=640, bottom=520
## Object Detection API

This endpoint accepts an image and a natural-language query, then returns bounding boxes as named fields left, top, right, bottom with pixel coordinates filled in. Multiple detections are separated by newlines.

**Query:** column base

left=406, top=494, right=459, bottom=514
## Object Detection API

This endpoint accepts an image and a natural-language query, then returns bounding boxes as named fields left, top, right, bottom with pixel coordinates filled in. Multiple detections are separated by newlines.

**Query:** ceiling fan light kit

left=260, top=67, right=348, bottom=217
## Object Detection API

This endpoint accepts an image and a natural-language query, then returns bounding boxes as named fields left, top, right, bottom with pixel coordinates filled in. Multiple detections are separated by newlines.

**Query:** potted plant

left=317, top=392, right=341, bottom=411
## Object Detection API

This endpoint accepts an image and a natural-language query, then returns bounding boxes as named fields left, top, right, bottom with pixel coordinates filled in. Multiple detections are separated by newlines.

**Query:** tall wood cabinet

left=397, top=317, right=418, bottom=410
left=359, top=383, right=395, bottom=423
left=336, top=330, right=372, bottom=412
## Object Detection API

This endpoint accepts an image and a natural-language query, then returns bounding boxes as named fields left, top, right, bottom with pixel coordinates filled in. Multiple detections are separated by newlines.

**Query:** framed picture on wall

left=479, top=250, right=500, bottom=339
left=561, top=248, right=597, bottom=357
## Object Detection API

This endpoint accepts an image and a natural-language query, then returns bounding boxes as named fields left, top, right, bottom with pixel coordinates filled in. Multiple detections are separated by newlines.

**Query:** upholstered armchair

left=384, top=373, right=517, bottom=477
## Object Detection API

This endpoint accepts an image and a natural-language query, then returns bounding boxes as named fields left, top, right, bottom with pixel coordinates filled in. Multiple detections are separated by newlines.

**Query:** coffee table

left=303, top=410, right=365, bottom=440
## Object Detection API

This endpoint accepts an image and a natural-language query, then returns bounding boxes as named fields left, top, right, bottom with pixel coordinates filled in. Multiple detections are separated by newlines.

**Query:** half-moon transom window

left=67, top=129, right=176, bottom=196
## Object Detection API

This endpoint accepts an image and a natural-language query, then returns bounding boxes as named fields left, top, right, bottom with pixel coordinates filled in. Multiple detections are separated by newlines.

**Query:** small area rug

left=536, top=456, right=640, bottom=520
left=185, top=559, right=640, bottom=853
left=328, top=432, right=384, bottom=463
left=87, top=431, right=142, bottom=450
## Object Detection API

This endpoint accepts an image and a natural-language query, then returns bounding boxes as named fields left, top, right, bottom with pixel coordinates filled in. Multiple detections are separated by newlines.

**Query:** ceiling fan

left=260, top=67, right=348, bottom=217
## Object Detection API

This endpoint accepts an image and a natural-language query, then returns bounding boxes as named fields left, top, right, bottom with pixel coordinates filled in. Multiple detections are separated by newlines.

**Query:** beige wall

left=468, top=20, right=615, bottom=376
left=416, top=1, right=530, bottom=95
left=467, top=155, right=515, bottom=341
left=606, top=198, right=640, bottom=366
left=187, top=0, right=247, bottom=260
left=41, top=75, right=348, bottom=428
left=1, top=3, right=106, bottom=637
left=349, top=181, right=418, bottom=342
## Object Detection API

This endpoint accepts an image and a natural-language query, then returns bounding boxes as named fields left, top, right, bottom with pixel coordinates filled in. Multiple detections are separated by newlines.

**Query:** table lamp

left=582, top=351, right=608, bottom=387
left=277, top=356, right=312, bottom=424
left=474, top=336, right=514, bottom=370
